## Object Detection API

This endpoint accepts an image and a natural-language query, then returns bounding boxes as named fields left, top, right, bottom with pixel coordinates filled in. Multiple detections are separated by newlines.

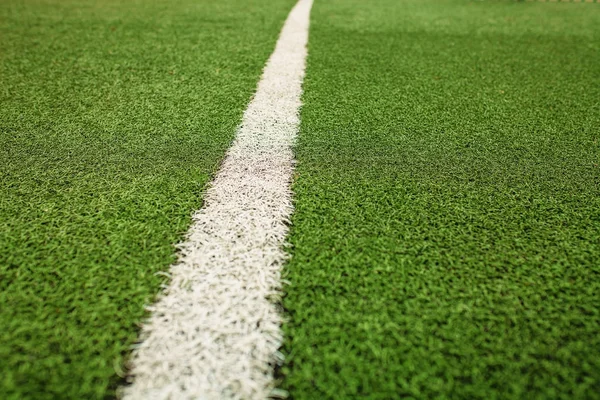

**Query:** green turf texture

left=0, top=0, right=294, bottom=398
left=281, top=0, right=600, bottom=398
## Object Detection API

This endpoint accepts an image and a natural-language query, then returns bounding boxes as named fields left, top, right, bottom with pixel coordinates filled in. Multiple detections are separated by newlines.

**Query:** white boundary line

left=121, top=0, right=313, bottom=398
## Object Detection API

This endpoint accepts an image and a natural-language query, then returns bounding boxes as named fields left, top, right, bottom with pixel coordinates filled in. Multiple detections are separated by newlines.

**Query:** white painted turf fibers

left=121, top=0, right=313, bottom=398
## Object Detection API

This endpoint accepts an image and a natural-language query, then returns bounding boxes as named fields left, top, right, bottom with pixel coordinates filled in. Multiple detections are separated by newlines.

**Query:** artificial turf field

left=0, top=0, right=294, bottom=397
left=281, top=0, right=600, bottom=398
left=1, top=0, right=599, bottom=399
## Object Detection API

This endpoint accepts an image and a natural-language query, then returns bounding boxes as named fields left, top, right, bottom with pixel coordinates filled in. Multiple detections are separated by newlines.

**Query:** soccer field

left=282, top=0, right=600, bottom=398
left=1, top=0, right=599, bottom=399
left=0, top=0, right=294, bottom=398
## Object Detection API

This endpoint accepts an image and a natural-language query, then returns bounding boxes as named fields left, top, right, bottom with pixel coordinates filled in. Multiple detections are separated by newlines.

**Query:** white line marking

left=120, top=0, right=313, bottom=398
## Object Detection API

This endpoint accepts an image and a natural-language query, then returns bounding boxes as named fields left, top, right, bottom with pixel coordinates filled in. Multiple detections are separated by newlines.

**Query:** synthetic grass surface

left=281, top=0, right=600, bottom=398
left=0, top=0, right=294, bottom=398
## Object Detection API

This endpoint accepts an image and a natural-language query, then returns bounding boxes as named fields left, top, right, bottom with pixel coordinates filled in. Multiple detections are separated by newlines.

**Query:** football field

left=1, top=0, right=599, bottom=399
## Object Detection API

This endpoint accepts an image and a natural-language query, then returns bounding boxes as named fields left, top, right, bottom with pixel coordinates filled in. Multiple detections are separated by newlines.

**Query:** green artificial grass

left=0, top=0, right=294, bottom=398
left=281, top=0, right=600, bottom=398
